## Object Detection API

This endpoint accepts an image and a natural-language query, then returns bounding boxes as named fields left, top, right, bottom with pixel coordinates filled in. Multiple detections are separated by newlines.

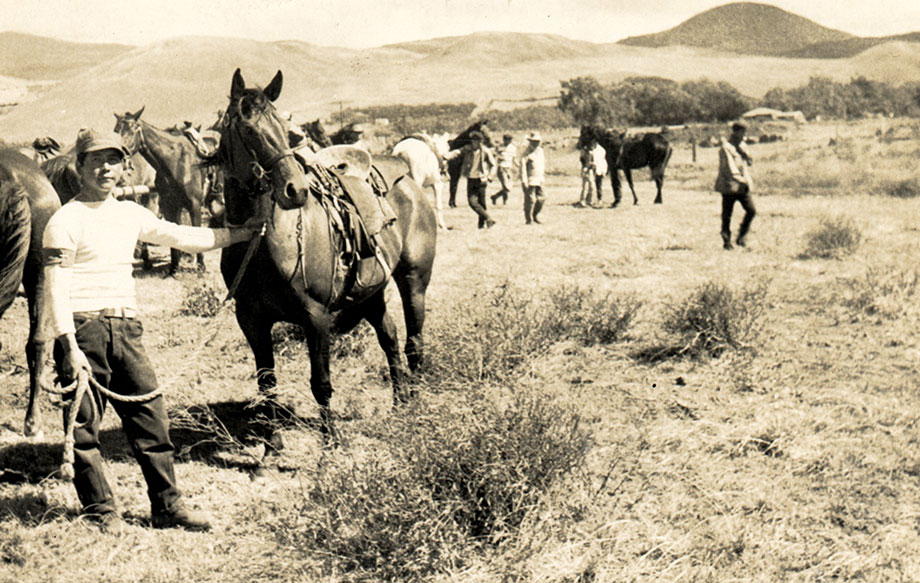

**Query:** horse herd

left=0, top=69, right=673, bottom=443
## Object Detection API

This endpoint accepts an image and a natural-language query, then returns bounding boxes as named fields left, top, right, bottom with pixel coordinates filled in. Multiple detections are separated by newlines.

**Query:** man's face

left=78, top=149, right=125, bottom=199
left=471, top=138, right=482, bottom=148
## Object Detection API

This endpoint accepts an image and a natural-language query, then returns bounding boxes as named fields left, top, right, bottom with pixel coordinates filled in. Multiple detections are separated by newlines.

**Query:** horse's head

left=431, top=132, right=451, bottom=157
left=114, top=107, right=146, bottom=155
left=577, top=125, right=604, bottom=150
left=303, top=119, right=332, bottom=149
left=220, top=68, right=311, bottom=211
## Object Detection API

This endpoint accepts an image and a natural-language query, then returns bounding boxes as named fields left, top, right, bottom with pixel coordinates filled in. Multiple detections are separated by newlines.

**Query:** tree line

left=558, top=75, right=920, bottom=127
left=338, top=75, right=920, bottom=134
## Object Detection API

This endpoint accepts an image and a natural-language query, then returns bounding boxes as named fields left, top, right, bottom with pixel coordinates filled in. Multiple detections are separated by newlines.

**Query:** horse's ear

left=264, top=70, right=283, bottom=102
left=231, top=68, right=245, bottom=100
left=132, top=106, right=145, bottom=120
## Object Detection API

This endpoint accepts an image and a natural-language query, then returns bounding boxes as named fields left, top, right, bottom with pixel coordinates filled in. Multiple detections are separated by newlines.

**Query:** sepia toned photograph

left=2, top=1, right=920, bottom=580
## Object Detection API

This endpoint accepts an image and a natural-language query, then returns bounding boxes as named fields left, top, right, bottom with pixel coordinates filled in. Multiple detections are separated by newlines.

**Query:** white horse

left=392, top=132, right=450, bottom=230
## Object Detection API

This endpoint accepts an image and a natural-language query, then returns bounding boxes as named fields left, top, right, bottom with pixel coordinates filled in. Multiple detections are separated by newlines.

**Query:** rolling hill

left=618, top=2, right=854, bottom=55
left=785, top=32, right=920, bottom=58
left=3, top=1, right=920, bottom=143
left=0, top=32, right=133, bottom=80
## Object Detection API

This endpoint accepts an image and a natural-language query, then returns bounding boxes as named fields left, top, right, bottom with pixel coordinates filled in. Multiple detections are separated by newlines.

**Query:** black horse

left=579, top=125, right=672, bottom=206
left=445, top=120, right=493, bottom=208
left=213, top=69, right=437, bottom=441
left=0, top=147, right=61, bottom=437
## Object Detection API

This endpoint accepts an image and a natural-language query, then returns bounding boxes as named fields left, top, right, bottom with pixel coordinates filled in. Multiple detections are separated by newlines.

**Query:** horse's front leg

left=189, top=197, right=206, bottom=271
left=432, top=180, right=448, bottom=231
left=235, top=308, right=284, bottom=443
left=362, top=291, right=411, bottom=405
left=610, top=170, right=622, bottom=208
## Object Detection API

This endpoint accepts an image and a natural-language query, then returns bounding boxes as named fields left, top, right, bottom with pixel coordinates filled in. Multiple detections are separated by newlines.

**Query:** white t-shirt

left=42, top=196, right=226, bottom=336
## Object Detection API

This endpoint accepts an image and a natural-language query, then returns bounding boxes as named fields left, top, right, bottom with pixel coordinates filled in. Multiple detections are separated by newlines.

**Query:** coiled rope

left=46, top=371, right=164, bottom=480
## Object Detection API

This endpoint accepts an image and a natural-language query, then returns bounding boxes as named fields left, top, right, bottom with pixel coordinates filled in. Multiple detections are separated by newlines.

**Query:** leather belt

left=73, top=307, right=138, bottom=319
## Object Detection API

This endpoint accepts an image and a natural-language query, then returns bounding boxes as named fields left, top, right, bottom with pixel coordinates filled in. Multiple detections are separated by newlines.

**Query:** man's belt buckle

left=76, top=307, right=137, bottom=319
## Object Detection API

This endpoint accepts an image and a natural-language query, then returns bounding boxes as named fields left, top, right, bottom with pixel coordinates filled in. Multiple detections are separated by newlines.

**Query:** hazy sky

left=2, top=0, right=919, bottom=48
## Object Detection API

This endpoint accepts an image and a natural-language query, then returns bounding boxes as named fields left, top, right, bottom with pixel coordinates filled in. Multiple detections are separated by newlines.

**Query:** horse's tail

left=0, top=181, right=31, bottom=319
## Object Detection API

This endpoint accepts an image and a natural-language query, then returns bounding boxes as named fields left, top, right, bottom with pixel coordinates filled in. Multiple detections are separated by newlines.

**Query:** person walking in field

left=576, top=140, right=597, bottom=208
left=591, top=140, right=607, bottom=203
left=444, top=130, right=497, bottom=229
left=521, top=132, right=546, bottom=224
left=714, top=122, right=756, bottom=249
left=491, top=134, right=516, bottom=206
left=41, top=129, right=259, bottom=532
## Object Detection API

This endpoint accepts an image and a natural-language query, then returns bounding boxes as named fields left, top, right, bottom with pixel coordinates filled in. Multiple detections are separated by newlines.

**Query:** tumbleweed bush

left=799, top=214, right=863, bottom=259
left=273, top=389, right=592, bottom=582
left=662, top=279, right=769, bottom=360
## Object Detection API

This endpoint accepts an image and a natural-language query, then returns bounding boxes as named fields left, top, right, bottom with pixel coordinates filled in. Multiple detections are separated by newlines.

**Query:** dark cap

left=502, top=134, right=513, bottom=141
left=731, top=121, right=747, bottom=133
left=75, top=128, right=129, bottom=158
left=469, top=131, right=484, bottom=141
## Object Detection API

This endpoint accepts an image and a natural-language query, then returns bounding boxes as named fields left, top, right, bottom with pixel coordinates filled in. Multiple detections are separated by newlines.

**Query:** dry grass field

left=3, top=117, right=920, bottom=582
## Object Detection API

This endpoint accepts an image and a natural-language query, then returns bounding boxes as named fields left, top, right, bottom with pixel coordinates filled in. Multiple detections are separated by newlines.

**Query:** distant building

left=742, top=107, right=806, bottom=124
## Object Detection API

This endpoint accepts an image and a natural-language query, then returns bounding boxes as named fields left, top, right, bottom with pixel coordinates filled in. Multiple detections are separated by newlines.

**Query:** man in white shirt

left=521, top=132, right=546, bottom=224
left=714, top=122, right=756, bottom=249
left=42, top=129, right=257, bottom=532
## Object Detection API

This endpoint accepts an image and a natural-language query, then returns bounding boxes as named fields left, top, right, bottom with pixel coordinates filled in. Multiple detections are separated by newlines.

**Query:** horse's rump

left=0, top=181, right=31, bottom=317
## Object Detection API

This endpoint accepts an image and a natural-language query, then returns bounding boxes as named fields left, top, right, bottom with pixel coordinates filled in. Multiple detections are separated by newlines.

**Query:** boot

left=722, top=231, right=733, bottom=250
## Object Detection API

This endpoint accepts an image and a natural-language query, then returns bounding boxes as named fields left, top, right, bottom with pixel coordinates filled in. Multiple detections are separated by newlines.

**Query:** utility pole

left=331, top=100, right=351, bottom=131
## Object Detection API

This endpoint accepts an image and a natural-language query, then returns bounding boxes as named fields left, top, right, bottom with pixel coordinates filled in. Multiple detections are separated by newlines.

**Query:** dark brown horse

left=115, top=108, right=215, bottom=274
left=579, top=125, right=672, bottom=206
left=214, top=69, right=436, bottom=440
left=446, top=120, right=493, bottom=208
left=0, top=147, right=61, bottom=437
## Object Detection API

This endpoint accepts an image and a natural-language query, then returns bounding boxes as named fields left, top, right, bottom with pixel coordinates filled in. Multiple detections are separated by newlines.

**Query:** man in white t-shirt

left=42, top=128, right=257, bottom=532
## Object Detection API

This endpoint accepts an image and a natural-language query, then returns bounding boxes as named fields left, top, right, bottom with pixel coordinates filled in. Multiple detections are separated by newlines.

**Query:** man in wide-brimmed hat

left=42, top=128, right=260, bottom=533
left=521, top=131, right=546, bottom=224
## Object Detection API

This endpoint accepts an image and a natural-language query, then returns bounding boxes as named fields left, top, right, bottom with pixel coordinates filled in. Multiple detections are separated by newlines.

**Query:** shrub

left=179, top=282, right=223, bottom=317
left=422, top=283, right=640, bottom=385
left=544, top=285, right=642, bottom=346
left=885, top=178, right=920, bottom=199
left=275, top=391, right=592, bottom=581
left=662, top=279, right=768, bottom=359
left=799, top=215, right=862, bottom=259
left=844, top=265, right=920, bottom=319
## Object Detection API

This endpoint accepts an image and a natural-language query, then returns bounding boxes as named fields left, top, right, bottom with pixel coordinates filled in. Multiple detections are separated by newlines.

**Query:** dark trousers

left=467, top=178, right=493, bottom=228
left=523, top=184, right=545, bottom=223
left=721, top=187, right=756, bottom=244
left=595, top=174, right=604, bottom=201
left=54, top=315, right=180, bottom=515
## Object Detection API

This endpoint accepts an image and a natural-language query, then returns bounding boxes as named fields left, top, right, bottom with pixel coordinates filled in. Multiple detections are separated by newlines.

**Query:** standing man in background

left=521, top=132, right=546, bottom=224
left=714, top=122, right=756, bottom=250
left=491, top=134, right=516, bottom=206
left=444, top=131, right=497, bottom=229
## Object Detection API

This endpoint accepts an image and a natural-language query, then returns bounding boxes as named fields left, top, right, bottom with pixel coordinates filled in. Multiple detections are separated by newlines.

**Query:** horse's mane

left=41, top=154, right=80, bottom=203
left=449, top=120, right=490, bottom=150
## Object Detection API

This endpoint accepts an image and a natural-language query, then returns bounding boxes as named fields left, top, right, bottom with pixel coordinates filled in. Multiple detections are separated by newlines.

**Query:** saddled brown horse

left=579, top=125, right=673, bottom=206
left=115, top=108, right=216, bottom=274
left=213, top=69, right=436, bottom=440
left=0, top=147, right=61, bottom=437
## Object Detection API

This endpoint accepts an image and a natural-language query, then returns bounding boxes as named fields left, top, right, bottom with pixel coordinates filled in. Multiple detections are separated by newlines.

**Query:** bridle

left=223, top=102, right=296, bottom=200
left=117, top=117, right=148, bottom=158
